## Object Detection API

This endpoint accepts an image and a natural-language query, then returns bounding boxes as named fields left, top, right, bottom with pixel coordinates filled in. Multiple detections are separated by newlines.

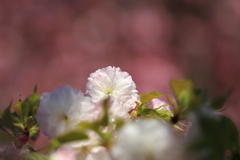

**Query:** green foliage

left=24, top=151, right=48, bottom=160
left=210, top=85, right=235, bottom=110
left=114, top=118, right=125, bottom=130
left=185, top=106, right=239, bottom=160
left=1, top=101, right=15, bottom=131
left=55, top=130, right=88, bottom=144
left=99, top=98, right=109, bottom=126
left=140, top=91, right=163, bottom=103
left=169, top=79, right=193, bottom=112
left=24, top=85, right=40, bottom=117
left=141, top=108, right=173, bottom=121
left=14, top=100, right=30, bottom=120
left=130, top=99, right=174, bottom=121
left=0, top=86, right=40, bottom=150
left=38, top=129, right=89, bottom=152
left=0, top=130, right=14, bottom=142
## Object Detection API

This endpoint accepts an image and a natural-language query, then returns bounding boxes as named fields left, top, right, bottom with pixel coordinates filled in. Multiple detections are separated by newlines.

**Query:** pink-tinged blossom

left=36, top=85, right=99, bottom=138
left=149, top=98, right=171, bottom=111
left=111, top=119, right=181, bottom=160
left=86, top=66, right=139, bottom=119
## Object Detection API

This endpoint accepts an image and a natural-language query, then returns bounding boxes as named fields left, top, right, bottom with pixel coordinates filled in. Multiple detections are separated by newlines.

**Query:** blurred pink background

left=0, top=0, right=240, bottom=150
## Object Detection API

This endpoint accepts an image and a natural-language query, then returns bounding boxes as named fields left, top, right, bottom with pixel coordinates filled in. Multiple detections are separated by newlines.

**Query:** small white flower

left=86, top=66, right=138, bottom=103
left=111, top=119, right=181, bottom=160
left=86, top=66, right=139, bottom=119
left=36, top=85, right=98, bottom=138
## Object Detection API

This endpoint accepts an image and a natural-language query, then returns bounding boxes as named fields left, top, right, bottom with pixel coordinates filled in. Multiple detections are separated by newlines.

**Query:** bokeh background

left=0, top=0, right=240, bottom=150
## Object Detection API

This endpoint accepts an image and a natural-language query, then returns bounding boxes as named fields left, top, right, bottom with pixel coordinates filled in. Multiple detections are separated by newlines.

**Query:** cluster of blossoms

left=35, top=66, right=179, bottom=160
left=1, top=66, right=238, bottom=160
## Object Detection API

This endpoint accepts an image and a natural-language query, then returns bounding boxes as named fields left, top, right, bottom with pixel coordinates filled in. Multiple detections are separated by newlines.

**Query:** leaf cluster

left=0, top=86, right=40, bottom=147
left=168, top=79, right=239, bottom=159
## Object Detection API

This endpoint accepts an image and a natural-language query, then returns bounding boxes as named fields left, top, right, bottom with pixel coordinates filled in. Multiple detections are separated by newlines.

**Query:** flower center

left=105, top=89, right=113, bottom=95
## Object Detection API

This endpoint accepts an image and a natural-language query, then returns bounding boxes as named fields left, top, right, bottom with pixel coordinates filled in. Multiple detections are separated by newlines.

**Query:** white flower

left=111, top=119, right=181, bottom=160
left=86, top=66, right=138, bottom=104
left=86, top=66, right=139, bottom=119
left=36, top=85, right=98, bottom=138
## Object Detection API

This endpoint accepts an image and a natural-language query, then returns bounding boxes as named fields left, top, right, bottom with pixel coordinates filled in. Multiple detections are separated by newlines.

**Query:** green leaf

left=140, top=91, right=163, bottom=103
left=29, top=125, right=39, bottom=140
left=115, top=118, right=125, bottom=130
left=27, top=117, right=39, bottom=140
left=156, top=110, right=174, bottom=120
left=0, top=130, right=14, bottom=142
left=56, top=131, right=88, bottom=144
left=24, top=86, right=40, bottom=117
left=141, top=108, right=173, bottom=121
left=178, top=89, right=192, bottom=108
left=165, top=95, right=179, bottom=113
left=170, top=79, right=194, bottom=113
left=78, top=121, right=98, bottom=131
left=14, top=100, right=30, bottom=119
left=170, top=79, right=193, bottom=97
left=13, top=122, right=24, bottom=130
left=25, top=151, right=48, bottom=160
left=186, top=106, right=240, bottom=160
left=38, top=129, right=88, bottom=152
left=211, top=85, right=235, bottom=110
left=1, top=101, right=15, bottom=130
left=220, top=115, right=240, bottom=151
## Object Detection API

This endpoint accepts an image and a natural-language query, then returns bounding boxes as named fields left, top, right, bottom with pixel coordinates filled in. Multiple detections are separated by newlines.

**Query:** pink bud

left=15, top=134, right=29, bottom=149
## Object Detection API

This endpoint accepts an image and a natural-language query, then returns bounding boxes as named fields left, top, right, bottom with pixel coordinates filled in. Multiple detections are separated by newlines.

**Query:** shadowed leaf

left=211, top=85, right=235, bottom=110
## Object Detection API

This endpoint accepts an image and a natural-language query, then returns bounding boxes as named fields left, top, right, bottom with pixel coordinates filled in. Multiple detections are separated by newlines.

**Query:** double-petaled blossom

left=86, top=66, right=139, bottom=120
left=36, top=85, right=99, bottom=138
left=111, top=119, right=181, bottom=160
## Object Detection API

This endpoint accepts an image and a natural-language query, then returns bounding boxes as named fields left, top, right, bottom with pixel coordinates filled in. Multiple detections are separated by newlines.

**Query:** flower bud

left=15, top=134, right=29, bottom=149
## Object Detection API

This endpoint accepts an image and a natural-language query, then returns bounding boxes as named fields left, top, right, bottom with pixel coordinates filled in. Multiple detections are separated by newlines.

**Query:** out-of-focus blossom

left=95, top=95, right=136, bottom=121
left=0, top=143, right=23, bottom=160
left=86, top=146, right=112, bottom=160
left=51, top=131, right=110, bottom=160
left=149, top=98, right=171, bottom=111
left=64, top=131, right=101, bottom=160
left=50, top=145, right=111, bottom=160
left=49, top=146, right=77, bottom=160
left=86, top=66, right=139, bottom=120
left=111, top=118, right=181, bottom=160
left=36, top=85, right=98, bottom=138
